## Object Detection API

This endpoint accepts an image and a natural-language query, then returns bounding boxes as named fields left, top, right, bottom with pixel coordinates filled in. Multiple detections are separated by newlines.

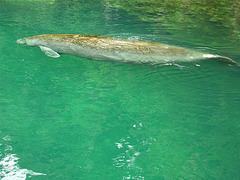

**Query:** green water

left=0, top=0, right=240, bottom=179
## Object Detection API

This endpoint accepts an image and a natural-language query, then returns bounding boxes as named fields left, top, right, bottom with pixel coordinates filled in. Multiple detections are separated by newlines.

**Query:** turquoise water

left=0, top=0, right=240, bottom=179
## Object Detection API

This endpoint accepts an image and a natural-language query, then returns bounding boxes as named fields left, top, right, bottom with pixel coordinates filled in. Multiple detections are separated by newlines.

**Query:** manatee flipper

left=39, top=46, right=60, bottom=58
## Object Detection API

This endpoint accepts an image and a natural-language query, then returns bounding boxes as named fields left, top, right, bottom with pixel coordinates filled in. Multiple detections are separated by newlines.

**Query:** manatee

left=16, top=34, right=238, bottom=65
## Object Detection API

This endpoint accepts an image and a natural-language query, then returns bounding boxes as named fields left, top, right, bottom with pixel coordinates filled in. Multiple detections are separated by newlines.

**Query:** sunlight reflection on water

left=0, top=136, right=46, bottom=180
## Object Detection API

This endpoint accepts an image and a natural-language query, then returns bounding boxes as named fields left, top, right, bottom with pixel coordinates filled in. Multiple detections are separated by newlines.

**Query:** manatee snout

left=16, top=38, right=26, bottom=45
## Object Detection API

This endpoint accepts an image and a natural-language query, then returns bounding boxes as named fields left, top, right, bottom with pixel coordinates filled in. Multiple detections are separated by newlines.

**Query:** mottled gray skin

left=17, top=34, right=236, bottom=65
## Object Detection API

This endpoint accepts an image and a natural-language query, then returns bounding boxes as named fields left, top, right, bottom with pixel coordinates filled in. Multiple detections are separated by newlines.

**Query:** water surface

left=0, top=0, right=240, bottom=179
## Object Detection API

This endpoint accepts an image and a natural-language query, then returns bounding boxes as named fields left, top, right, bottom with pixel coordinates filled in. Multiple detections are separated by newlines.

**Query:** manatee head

left=16, top=37, right=40, bottom=46
left=16, top=38, right=27, bottom=45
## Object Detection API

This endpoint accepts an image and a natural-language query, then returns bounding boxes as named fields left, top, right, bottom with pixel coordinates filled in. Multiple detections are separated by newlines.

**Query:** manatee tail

left=204, top=54, right=240, bottom=66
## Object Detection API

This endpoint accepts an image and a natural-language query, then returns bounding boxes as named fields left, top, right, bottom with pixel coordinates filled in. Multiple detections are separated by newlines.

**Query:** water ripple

left=113, top=123, right=155, bottom=180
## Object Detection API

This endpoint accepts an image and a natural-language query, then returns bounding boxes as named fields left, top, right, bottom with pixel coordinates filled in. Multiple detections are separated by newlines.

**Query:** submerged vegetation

left=2, top=0, right=240, bottom=42
left=105, top=0, right=240, bottom=40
